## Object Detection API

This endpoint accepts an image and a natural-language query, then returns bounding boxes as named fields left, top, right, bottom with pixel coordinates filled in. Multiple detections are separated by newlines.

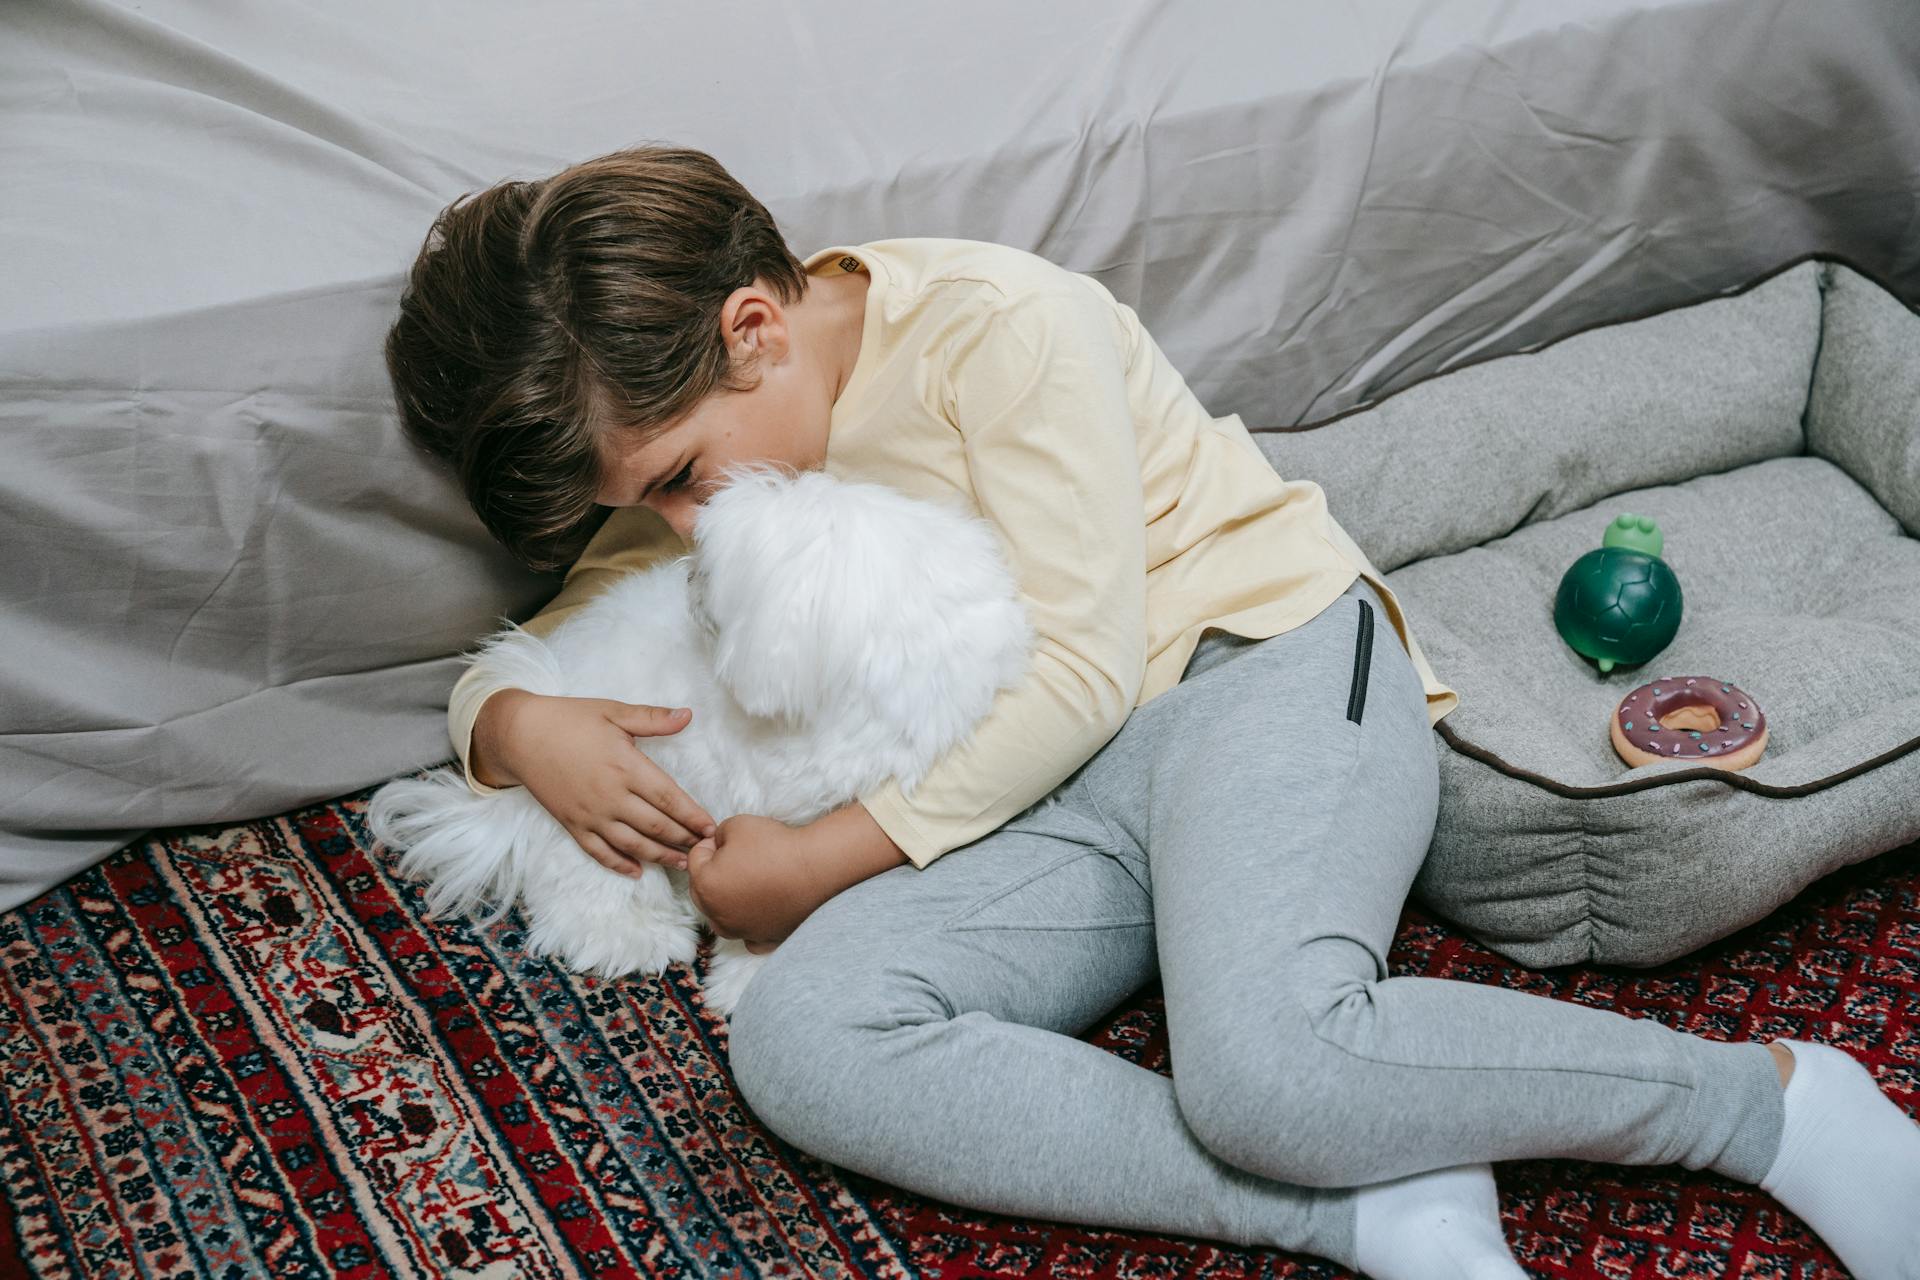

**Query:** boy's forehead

left=600, top=415, right=691, bottom=484
left=601, top=412, right=685, bottom=455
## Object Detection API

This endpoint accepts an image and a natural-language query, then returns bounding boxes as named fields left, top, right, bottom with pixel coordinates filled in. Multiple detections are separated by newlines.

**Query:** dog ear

left=689, top=463, right=1031, bottom=731
left=688, top=462, right=849, bottom=721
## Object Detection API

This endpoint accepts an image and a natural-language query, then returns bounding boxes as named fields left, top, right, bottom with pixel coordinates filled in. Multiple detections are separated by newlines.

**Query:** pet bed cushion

left=1807, top=256, right=1920, bottom=535
left=1257, top=262, right=1920, bottom=967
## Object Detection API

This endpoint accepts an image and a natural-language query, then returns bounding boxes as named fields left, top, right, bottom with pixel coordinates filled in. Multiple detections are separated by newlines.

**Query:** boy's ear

left=721, top=282, right=786, bottom=364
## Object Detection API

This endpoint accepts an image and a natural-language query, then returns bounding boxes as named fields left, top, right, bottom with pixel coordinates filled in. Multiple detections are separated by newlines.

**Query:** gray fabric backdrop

left=3, top=0, right=1918, bottom=910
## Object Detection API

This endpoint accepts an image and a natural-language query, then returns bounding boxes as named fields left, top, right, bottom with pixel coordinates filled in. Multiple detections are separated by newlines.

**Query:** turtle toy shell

left=1553, top=512, right=1683, bottom=675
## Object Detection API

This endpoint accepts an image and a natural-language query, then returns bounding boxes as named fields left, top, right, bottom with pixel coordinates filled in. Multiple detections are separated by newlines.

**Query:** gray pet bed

left=1257, top=260, right=1920, bottom=968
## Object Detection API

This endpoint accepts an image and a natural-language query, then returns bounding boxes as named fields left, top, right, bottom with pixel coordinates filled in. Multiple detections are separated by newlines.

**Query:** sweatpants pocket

left=941, top=846, right=1153, bottom=933
left=1345, top=598, right=1374, bottom=725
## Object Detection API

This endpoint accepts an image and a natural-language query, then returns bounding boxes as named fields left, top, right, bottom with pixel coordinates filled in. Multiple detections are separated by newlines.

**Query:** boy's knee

left=1171, top=999, right=1379, bottom=1188
left=726, top=964, right=825, bottom=1138
left=725, top=953, right=902, bottom=1162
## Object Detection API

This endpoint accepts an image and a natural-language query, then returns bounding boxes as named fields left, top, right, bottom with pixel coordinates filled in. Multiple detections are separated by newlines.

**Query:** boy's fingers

left=620, top=752, right=717, bottom=842
left=608, top=702, right=692, bottom=738
left=667, top=793, right=718, bottom=840
left=579, top=831, right=647, bottom=880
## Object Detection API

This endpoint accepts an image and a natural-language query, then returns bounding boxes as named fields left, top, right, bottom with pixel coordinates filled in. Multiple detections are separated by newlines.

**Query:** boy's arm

left=850, top=283, right=1150, bottom=869
left=794, top=801, right=912, bottom=923
left=451, top=506, right=687, bottom=794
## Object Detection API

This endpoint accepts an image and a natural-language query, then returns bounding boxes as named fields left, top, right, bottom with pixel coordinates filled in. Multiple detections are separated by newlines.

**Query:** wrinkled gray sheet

left=3, top=0, right=1918, bottom=911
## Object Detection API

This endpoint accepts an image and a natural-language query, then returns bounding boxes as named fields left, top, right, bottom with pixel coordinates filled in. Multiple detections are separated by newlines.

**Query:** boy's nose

left=661, top=496, right=704, bottom=542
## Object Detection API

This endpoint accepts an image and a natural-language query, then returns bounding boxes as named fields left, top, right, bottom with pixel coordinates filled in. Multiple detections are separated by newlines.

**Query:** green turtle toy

left=1553, top=512, right=1683, bottom=674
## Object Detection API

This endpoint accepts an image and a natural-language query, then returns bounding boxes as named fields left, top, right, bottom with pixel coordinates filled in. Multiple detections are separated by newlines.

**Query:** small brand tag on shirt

left=838, top=255, right=862, bottom=273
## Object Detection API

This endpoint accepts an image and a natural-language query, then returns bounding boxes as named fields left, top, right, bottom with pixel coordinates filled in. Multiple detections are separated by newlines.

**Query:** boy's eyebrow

left=627, top=421, right=686, bottom=503
left=635, top=454, right=680, bottom=503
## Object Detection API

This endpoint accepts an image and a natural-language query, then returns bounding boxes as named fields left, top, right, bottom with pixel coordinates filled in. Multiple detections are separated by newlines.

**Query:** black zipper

left=1346, top=599, right=1374, bottom=724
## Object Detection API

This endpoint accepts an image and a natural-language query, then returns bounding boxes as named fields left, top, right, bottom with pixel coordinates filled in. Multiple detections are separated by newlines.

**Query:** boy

left=388, top=146, right=1916, bottom=1280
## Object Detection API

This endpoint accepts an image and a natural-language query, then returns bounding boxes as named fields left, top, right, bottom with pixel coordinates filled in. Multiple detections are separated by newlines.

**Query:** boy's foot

left=1352, top=1161, right=1527, bottom=1279
left=1767, top=1040, right=1795, bottom=1086
left=1759, top=1039, right=1920, bottom=1279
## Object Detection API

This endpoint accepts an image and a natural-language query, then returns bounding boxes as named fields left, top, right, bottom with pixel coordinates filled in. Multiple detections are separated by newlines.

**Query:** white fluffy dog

left=367, top=462, right=1032, bottom=1018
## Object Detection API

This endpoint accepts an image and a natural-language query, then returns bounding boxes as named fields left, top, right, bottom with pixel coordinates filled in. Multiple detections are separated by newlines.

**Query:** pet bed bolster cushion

left=1255, top=261, right=1920, bottom=968
left=1807, top=262, right=1920, bottom=536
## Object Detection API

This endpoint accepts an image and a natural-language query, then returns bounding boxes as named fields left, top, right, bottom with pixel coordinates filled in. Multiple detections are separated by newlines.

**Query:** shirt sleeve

left=856, top=285, right=1150, bottom=868
left=449, top=505, right=687, bottom=795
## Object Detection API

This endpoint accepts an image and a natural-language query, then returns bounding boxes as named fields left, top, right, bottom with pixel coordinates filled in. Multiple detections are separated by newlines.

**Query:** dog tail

left=366, top=767, right=545, bottom=927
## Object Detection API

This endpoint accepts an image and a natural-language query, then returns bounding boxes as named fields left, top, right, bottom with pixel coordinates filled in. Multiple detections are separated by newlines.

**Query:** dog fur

left=368, top=462, right=1032, bottom=1018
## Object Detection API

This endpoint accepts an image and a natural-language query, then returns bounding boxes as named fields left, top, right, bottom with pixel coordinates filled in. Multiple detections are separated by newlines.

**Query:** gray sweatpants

left=726, top=575, right=1786, bottom=1269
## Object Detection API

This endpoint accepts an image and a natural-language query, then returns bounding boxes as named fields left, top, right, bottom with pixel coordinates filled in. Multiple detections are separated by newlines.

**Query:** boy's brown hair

left=384, top=143, right=809, bottom=572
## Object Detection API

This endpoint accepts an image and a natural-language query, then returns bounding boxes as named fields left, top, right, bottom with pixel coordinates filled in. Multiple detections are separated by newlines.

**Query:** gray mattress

left=3, top=0, right=1918, bottom=911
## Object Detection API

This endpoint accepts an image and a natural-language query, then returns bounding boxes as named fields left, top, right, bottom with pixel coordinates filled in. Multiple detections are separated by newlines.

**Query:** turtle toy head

left=1601, top=511, right=1664, bottom=559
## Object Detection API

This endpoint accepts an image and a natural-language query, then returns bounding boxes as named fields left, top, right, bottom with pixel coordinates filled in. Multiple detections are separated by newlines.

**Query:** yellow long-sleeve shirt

left=447, top=237, right=1459, bottom=868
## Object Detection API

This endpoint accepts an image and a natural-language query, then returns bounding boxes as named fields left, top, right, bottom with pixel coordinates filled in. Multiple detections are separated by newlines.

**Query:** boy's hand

left=483, top=691, right=719, bottom=878
left=686, top=815, right=823, bottom=950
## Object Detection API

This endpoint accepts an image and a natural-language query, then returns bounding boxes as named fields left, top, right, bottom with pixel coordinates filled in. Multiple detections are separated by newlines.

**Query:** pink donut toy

left=1611, top=675, right=1769, bottom=771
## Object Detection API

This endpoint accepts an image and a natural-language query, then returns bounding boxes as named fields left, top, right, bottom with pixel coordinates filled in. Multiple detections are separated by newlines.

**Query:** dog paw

left=701, top=940, right=770, bottom=1019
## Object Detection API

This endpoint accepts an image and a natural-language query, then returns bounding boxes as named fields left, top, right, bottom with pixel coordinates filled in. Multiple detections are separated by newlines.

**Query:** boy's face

left=594, top=270, right=860, bottom=542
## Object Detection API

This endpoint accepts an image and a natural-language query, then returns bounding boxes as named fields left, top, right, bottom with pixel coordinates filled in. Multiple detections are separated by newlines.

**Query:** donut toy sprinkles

left=1611, top=676, right=1769, bottom=771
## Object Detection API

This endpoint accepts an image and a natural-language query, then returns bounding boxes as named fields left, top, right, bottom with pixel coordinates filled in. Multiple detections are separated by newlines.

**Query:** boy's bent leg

left=724, top=775, right=1361, bottom=1269
left=1123, top=576, right=1785, bottom=1190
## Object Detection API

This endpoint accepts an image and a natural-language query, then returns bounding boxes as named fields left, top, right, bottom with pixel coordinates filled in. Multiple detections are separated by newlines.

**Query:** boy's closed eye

left=638, top=459, right=697, bottom=506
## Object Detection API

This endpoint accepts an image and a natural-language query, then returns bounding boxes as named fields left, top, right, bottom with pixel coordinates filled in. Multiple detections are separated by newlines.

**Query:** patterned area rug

left=3, top=785, right=1914, bottom=1279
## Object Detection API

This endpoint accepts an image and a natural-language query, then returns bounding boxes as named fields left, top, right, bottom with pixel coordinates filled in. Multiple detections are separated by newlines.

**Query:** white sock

left=1759, top=1039, right=1920, bottom=1280
left=1351, top=1161, right=1526, bottom=1280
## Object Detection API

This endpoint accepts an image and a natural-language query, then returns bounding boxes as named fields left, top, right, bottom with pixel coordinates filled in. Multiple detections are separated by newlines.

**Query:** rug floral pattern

left=4, top=786, right=1911, bottom=1278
